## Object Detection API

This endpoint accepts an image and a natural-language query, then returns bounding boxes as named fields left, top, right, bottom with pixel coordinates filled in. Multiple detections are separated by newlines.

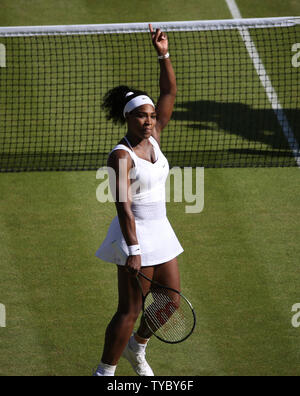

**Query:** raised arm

left=149, top=24, right=177, bottom=143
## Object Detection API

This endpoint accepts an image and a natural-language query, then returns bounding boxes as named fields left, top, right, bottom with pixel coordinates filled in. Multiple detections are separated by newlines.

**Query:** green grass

left=0, top=168, right=299, bottom=376
left=0, top=0, right=300, bottom=377
left=0, top=0, right=232, bottom=26
left=1, top=0, right=299, bottom=26
left=237, top=0, right=300, bottom=18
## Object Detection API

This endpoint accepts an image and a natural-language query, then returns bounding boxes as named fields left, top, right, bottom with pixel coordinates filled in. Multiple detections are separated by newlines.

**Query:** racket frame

left=136, top=271, right=197, bottom=344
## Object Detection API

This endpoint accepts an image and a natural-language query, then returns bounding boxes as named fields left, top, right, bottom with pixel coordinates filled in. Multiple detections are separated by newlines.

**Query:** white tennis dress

left=95, top=136, right=184, bottom=267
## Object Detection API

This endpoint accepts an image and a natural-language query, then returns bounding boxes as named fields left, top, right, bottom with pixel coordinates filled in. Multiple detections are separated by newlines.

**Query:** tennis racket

left=137, top=271, right=196, bottom=344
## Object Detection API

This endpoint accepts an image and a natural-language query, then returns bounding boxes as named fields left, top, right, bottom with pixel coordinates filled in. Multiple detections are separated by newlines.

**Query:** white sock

left=129, top=333, right=149, bottom=353
left=95, top=361, right=117, bottom=376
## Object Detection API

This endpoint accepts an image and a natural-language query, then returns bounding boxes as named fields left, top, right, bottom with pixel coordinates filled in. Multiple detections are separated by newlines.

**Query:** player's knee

left=124, top=310, right=140, bottom=324
left=117, top=303, right=142, bottom=323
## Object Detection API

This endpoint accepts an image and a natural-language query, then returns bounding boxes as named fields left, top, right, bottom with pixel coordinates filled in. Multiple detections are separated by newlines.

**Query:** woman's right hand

left=125, top=255, right=142, bottom=276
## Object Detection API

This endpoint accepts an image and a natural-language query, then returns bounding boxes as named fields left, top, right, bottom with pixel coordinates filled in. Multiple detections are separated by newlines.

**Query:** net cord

left=0, top=16, right=299, bottom=37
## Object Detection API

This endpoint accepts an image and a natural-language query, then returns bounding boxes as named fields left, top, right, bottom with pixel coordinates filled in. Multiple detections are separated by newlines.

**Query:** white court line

left=225, top=0, right=300, bottom=167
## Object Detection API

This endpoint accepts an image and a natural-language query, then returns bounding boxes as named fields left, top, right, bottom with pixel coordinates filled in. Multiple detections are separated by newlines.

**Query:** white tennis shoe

left=122, top=335, right=154, bottom=376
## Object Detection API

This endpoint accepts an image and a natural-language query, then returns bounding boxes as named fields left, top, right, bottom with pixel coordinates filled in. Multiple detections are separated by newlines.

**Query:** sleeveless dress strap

left=110, top=144, right=137, bottom=166
left=149, top=136, right=160, bottom=162
left=111, top=136, right=159, bottom=165
left=149, top=136, right=160, bottom=149
left=123, top=136, right=133, bottom=150
left=149, top=136, right=161, bottom=155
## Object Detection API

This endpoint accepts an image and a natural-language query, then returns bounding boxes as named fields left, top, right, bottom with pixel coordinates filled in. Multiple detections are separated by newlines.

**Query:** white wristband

left=128, top=245, right=142, bottom=256
left=158, top=52, right=170, bottom=60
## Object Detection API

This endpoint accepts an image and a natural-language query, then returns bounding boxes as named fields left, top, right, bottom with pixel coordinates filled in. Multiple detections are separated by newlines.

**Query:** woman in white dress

left=94, top=25, right=183, bottom=377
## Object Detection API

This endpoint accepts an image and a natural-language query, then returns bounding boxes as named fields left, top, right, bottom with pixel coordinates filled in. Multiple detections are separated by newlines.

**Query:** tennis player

left=94, top=24, right=184, bottom=377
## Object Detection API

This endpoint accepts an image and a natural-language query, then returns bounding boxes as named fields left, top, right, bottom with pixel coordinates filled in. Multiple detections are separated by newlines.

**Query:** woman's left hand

left=149, top=24, right=169, bottom=57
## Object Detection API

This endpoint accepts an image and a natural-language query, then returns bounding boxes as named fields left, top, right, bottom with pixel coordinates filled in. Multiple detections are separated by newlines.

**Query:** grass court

left=0, top=0, right=300, bottom=376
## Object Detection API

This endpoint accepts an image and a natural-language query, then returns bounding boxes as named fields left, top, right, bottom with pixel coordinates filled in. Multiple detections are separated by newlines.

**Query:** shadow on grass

left=0, top=101, right=299, bottom=171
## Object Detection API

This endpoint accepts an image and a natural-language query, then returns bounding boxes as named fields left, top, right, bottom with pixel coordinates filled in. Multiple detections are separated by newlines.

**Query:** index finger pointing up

left=149, top=24, right=154, bottom=35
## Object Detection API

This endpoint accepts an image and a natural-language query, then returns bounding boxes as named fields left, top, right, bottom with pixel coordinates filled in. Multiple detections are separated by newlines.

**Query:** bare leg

left=136, top=258, right=180, bottom=339
left=101, top=265, right=153, bottom=365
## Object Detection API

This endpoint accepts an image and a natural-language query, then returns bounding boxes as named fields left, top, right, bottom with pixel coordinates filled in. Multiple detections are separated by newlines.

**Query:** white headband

left=123, top=93, right=155, bottom=118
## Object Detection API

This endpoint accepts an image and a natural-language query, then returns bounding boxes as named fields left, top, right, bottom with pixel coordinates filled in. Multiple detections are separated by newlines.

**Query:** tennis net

left=0, top=17, right=299, bottom=171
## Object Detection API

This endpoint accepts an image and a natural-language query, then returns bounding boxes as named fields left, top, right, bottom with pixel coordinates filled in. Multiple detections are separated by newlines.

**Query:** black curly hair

left=101, top=85, right=155, bottom=126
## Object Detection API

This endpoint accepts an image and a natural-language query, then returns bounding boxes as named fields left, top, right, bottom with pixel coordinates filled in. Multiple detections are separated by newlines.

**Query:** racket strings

left=144, top=287, right=195, bottom=343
